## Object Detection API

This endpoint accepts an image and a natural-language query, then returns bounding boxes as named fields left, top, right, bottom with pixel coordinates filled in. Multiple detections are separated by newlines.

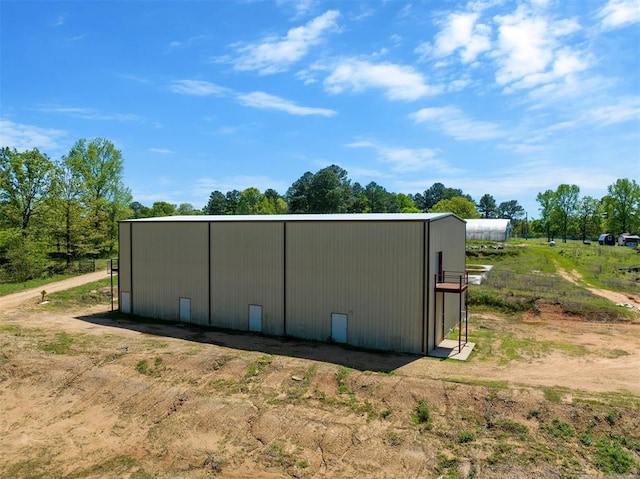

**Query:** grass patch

left=335, top=366, right=352, bottom=394
left=38, top=331, right=75, bottom=354
left=544, top=418, right=575, bottom=439
left=245, top=355, right=272, bottom=379
left=412, top=400, right=432, bottom=430
left=44, top=278, right=113, bottom=308
left=594, top=438, right=636, bottom=474
left=135, top=357, right=165, bottom=376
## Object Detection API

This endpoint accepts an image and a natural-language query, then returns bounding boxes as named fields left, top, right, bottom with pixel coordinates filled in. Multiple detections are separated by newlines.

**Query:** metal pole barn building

left=118, top=213, right=467, bottom=356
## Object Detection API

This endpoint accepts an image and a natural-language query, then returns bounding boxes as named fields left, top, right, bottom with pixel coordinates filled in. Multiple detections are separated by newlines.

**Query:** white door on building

left=249, top=304, right=263, bottom=332
left=331, top=313, right=348, bottom=343
left=179, top=297, right=191, bottom=322
left=121, top=292, right=131, bottom=314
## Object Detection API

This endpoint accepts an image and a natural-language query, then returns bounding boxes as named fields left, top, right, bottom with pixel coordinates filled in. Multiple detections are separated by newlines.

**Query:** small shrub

left=594, top=438, right=635, bottom=474
left=412, top=400, right=432, bottom=429
left=457, top=431, right=475, bottom=443
left=527, top=409, right=542, bottom=420
left=545, top=418, right=575, bottom=438
left=385, top=431, right=403, bottom=447
left=380, top=409, right=392, bottom=419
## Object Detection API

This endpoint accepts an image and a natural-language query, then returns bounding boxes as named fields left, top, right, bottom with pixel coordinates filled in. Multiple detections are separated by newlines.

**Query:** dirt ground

left=1, top=273, right=639, bottom=478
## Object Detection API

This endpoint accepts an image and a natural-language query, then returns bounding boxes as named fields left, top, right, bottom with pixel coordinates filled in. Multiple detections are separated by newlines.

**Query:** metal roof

left=120, top=212, right=461, bottom=223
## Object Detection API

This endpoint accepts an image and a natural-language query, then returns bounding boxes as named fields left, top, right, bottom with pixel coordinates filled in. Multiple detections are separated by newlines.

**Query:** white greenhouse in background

left=465, top=219, right=512, bottom=242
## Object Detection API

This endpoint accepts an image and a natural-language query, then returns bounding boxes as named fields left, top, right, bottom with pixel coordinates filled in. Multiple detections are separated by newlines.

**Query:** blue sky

left=1, top=0, right=638, bottom=217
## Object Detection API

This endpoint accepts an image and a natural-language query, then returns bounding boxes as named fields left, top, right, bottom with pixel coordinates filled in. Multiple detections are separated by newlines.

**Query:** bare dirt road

left=0, top=270, right=111, bottom=310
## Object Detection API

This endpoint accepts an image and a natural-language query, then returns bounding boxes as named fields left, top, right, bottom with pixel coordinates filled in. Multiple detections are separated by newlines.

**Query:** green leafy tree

left=497, top=200, right=525, bottom=220
left=225, top=190, right=241, bottom=214
left=364, top=181, right=392, bottom=212
left=65, top=138, right=131, bottom=255
left=430, top=196, right=480, bottom=218
left=575, top=196, right=601, bottom=241
left=0, top=147, right=55, bottom=280
left=287, top=165, right=353, bottom=214
left=602, top=178, right=640, bottom=234
left=204, top=191, right=227, bottom=215
left=477, top=194, right=497, bottom=218
left=49, top=159, right=89, bottom=266
left=536, top=189, right=557, bottom=241
left=554, top=184, right=580, bottom=243
left=150, top=201, right=176, bottom=217
left=177, top=203, right=199, bottom=215
left=0, top=147, right=54, bottom=233
left=415, top=183, right=473, bottom=212
left=237, top=187, right=263, bottom=214
left=396, top=193, right=420, bottom=213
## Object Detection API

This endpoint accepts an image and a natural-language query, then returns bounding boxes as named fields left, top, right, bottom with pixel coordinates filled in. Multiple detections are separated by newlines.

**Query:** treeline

left=534, top=180, right=640, bottom=243
left=3, top=141, right=638, bottom=282
left=0, top=139, right=130, bottom=281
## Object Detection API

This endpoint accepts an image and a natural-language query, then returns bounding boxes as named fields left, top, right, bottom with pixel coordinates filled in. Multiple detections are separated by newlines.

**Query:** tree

left=415, top=183, right=473, bottom=212
left=65, top=138, right=131, bottom=255
left=396, top=193, right=420, bottom=213
left=536, top=189, right=557, bottom=241
left=497, top=200, right=525, bottom=220
left=430, top=196, right=480, bottom=218
left=49, top=159, right=88, bottom=265
left=177, top=203, right=199, bottom=215
left=237, top=187, right=263, bottom=214
left=0, top=147, right=54, bottom=233
left=0, top=147, right=55, bottom=280
left=364, top=181, right=392, bottom=212
left=554, top=184, right=580, bottom=243
left=286, top=165, right=353, bottom=214
left=602, top=178, right=640, bottom=234
left=576, top=196, right=601, bottom=241
left=477, top=194, right=497, bottom=218
left=204, top=191, right=227, bottom=215
left=225, top=190, right=241, bottom=215
left=150, top=201, right=176, bottom=217
left=129, top=201, right=144, bottom=218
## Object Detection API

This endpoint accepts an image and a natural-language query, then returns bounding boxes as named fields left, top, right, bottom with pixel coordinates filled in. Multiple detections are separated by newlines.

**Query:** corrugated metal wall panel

left=118, top=222, right=132, bottom=313
left=210, top=222, right=285, bottom=335
left=286, top=221, right=423, bottom=353
left=131, top=222, right=209, bottom=324
left=428, top=216, right=467, bottom=350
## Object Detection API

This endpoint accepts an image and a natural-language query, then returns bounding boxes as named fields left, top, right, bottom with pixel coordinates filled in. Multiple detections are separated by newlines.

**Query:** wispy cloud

left=170, top=80, right=230, bottom=96
left=410, top=106, right=504, bottom=140
left=347, top=140, right=457, bottom=173
left=323, top=58, right=438, bottom=101
left=585, top=96, right=640, bottom=126
left=236, top=91, right=336, bottom=116
left=149, top=148, right=172, bottom=154
left=0, top=118, right=66, bottom=151
left=53, top=15, right=64, bottom=27
left=168, top=35, right=208, bottom=49
left=598, top=0, right=640, bottom=29
left=232, top=10, right=340, bottom=74
left=39, top=106, right=140, bottom=122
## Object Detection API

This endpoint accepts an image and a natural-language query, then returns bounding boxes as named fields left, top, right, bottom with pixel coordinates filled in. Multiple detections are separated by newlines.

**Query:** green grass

left=44, top=278, right=114, bottom=308
left=38, top=331, right=75, bottom=354
left=0, top=259, right=112, bottom=297
left=468, top=239, right=638, bottom=321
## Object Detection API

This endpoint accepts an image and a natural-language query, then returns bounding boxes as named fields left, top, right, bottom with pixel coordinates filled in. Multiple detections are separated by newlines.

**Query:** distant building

left=465, top=219, right=512, bottom=242
left=598, top=233, right=616, bottom=246
left=118, top=213, right=468, bottom=356
left=618, top=233, right=640, bottom=247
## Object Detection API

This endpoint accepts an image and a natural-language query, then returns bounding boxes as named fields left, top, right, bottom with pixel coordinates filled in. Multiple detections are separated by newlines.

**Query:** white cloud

left=170, top=80, right=229, bottom=96
left=410, top=106, right=504, bottom=140
left=585, top=96, right=640, bottom=125
left=232, top=10, right=340, bottom=74
left=0, top=118, right=66, bottom=151
left=493, top=5, right=584, bottom=90
left=236, top=91, right=336, bottom=116
left=149, top=148, right=172, bottom=154
left=599, top=0, right=640, bottom=29
left=416, top=12, right=491, bottom=63
left=346, top=140, right=458, bottom=174
left=323, top=58, right=437, bottom=101
left=38, top=106, right=140, bottom=122
left=168, top=35, right=207, bottom=49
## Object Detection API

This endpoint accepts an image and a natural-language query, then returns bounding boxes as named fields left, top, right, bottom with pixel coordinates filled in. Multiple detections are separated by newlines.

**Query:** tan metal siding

left=118, top=222, right=131, bottom=300
left=286, top=221, right=423, bottom=353
left=210, top=222, right=284, bottom=335
left=428, top=216, right=467, bottom=350
left=131, top=222, right=209, bottom=324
